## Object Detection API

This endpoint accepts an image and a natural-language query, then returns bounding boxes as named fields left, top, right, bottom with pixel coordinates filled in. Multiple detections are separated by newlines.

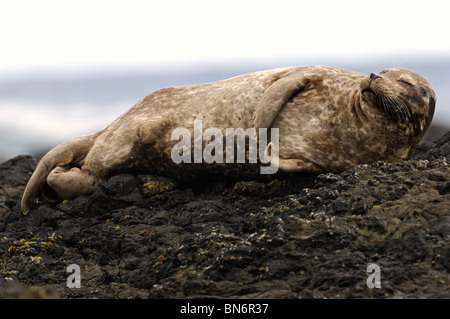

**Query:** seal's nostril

left=370, top=73, right=381, bottom=81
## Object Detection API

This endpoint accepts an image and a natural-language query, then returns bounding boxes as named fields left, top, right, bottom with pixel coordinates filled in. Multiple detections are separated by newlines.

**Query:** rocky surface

left=0, top=132, right=449, bottom=299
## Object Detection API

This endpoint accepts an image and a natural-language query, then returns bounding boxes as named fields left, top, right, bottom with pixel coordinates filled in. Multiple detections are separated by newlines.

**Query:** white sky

left=0, top=0, right=449, bottom=71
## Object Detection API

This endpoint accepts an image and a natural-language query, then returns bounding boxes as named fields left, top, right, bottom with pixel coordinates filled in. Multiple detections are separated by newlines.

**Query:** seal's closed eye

left=399, top=80, right=413, bottom=87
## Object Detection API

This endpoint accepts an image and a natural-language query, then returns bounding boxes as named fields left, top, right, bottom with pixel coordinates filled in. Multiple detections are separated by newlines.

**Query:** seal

left=21, top=65, right=436, bottom=214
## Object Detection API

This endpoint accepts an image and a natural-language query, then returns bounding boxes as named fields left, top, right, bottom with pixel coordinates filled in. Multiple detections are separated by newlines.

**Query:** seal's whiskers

left=377, top=89, right=412, bottom=122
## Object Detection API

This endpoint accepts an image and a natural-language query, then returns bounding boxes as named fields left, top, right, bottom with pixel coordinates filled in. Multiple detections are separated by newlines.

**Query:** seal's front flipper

left=278, top=158, right=325, bottom=173
left=253, top=74, right=309, bottom=129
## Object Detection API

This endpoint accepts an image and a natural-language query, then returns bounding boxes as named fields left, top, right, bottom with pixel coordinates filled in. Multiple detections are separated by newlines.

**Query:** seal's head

left=360, top=68, right=436, bottom=131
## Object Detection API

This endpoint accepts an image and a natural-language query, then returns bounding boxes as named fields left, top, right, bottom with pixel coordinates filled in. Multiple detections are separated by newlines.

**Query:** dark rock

left=0, top=132, right=449, bottom=299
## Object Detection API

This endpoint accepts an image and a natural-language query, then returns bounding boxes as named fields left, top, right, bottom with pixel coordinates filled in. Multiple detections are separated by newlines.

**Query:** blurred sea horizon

left=1, top=57, right=449, bottom=163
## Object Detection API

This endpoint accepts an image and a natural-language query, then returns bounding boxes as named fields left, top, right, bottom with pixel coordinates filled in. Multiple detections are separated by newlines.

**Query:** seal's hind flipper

left=47, top=166, right=99, bottom=200
left=21, top=134, right=95, bottom=214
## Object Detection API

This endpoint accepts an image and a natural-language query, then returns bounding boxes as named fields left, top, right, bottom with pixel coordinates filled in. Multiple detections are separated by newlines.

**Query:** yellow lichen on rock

left=142, top=177, right=172, bottom=195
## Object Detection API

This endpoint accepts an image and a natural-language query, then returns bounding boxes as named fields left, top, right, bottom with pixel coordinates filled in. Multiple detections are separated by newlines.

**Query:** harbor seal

left=21, top=65, right=436, bottom=214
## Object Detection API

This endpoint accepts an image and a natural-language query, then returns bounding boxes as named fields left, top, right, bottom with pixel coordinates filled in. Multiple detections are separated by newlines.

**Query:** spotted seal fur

left=21, top=65, right=436, bottom=214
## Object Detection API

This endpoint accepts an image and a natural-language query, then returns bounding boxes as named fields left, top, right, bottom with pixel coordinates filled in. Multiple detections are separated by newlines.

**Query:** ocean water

left=1, top=59, right=449, bottom=163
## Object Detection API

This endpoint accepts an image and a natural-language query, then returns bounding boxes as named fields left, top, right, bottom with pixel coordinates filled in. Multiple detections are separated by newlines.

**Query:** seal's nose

left=370, top=73, right=381, bottom=81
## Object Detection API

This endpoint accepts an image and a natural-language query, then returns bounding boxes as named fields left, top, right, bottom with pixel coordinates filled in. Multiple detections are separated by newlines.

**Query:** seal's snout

left=368, top=73, right=382, bottom=93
